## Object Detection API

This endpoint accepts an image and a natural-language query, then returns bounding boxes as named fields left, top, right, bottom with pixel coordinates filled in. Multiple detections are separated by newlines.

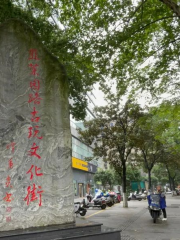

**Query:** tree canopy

left=0, top=0, right=100, bottom=119
left=79, top=95, right=144, bottom=207
left=2, top=0, right=180, bottom=120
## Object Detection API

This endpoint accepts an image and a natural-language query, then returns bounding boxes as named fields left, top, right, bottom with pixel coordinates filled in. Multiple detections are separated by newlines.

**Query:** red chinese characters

left=6, top=216, right=11, bottom=222
left=29, top=63, right=39, bottom=76
left=30, top=79, right=40, bottom=91
left=28, top=92, right=42, bottom=105
left=29, top=49, right=39, bottom=60
left=28, top=143, right=41, bottom=159
left=31, top=107, right=40, bottom=123
left=6, top=176, right=12, bottom=188
left=25, top=48, right=44, bottom=207
left=4, top=142, right=15, bottom=222
left=6, top=207, right=12, bottom=213
left=26, top=165, right=43, bottom=180
left=3, top=193, right=13, bottom=203
left=28, top=126, right=43, bottom=139
left=8, top=159, right=13, bottom=169
left=6, top=142, right=15, bottom=153
left=24, top=184, right=43, bottom=206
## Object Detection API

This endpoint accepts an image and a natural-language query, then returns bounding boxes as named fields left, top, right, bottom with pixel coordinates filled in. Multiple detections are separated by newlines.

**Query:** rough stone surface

left=0, top=20, right=74, bottom=231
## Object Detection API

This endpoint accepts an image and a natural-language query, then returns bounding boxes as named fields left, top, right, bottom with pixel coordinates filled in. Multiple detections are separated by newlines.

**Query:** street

left=76, top=195, right=180, bottom=240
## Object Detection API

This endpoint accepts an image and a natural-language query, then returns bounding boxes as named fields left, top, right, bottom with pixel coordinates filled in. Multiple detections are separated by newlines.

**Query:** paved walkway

left=76, top=194, right=180, bottom=240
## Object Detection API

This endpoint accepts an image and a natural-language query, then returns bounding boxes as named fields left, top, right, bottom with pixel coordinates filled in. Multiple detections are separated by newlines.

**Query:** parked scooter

left=82, top=192, right=106, bottom=210
left=104, top=192, right=114, bottom=207
left=114, top=192, right=121, bottom=203
left=107, top=191, right=116, bottom=206
left=147, top=194, right=162, bottom=223
left=128, top=192, right=146, bottom=201
left=74, top=201, right=87, bottom=216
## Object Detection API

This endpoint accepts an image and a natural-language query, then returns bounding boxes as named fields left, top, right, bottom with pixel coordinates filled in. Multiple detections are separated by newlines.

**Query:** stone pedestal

left=0, top=221, right=121, bottom=240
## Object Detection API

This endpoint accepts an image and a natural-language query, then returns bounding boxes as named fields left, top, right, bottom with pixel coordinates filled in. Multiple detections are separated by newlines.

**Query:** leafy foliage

left=0, top=0, right=100, bottom=120
left=150, top=101, right=180, bottom=153
left=134, top=112, right=164, bottom=189
left=135, top=102, right=180, bottom=190
left=152, top=164, right=169, bottom=186
left=94, top=169, right=114, bottom=190
left=126, top=165, right=143, bottom=183
left=2, top=0, right=180, bottom=119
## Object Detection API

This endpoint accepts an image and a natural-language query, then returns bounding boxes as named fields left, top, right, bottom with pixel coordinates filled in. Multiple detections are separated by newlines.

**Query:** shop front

left=72, top=157, right=97, bottom=197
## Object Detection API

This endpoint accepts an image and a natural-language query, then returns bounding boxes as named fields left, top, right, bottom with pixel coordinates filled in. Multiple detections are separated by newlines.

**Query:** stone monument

left=0, top=20, right=121, bottom=240
left=0, top=19, right=74, bottom=231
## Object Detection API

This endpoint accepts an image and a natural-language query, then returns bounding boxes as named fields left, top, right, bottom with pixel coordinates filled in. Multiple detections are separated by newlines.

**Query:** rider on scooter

left=147, top=189, right=167, bottom=221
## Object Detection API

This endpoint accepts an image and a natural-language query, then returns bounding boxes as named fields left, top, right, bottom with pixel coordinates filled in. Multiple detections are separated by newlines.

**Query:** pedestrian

left=159, top=190, right=167, bottom=221
left=88, top=187, right=92, bottom=195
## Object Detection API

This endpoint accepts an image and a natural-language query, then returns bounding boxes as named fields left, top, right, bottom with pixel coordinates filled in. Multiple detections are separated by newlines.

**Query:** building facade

left=70, top=91, right=99, bottom=197
left=72, top=157, right=97, bottom=197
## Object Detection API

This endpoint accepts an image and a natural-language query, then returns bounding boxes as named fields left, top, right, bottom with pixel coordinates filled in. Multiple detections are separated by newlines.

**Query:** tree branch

left=141, top=37, right=180, bottom=66
left=48, top=0, right=58, bottom=26
left=142, top=149, right=149, bottom=170
left=159, top=0, right=180, bottom=19
left=26, top=0, right=32, bottom=15
left=134, top=16, right=175, bottom=35
left=127, top=0, right=148, bottom=24
left=141, top=0, right=144, bottom=22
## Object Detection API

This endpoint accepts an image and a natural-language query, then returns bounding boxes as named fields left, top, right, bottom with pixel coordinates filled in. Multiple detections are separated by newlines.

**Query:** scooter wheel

left=101, top=204, right=106, bottom=210
left=80, top=210, right=86, bottom=216
left=107, top=202, right=113, bottom=207
left=153, top=218, right=156, bottom=223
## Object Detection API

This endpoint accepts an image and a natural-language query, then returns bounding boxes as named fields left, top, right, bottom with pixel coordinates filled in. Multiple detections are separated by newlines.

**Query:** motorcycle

left=74, top=201, right=87, bottom=216
left=82, top=192, right=107, bottom=210
left=103, top=192, right=114, bottom=207
left=147, top=194, right=162, bottom=223
left=114, top=192, right=121, bottom=203
left=128, top=192, right=146, bottom=201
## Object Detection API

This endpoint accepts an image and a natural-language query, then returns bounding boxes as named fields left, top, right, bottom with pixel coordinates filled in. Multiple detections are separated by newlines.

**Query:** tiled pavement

left=75, top=195, right=180, bottom=240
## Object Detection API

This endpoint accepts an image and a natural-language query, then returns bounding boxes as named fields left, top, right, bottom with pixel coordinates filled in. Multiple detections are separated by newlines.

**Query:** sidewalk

left=74, top=197, right=84, bottom=203
left=75, top=195, right=180, bottom=240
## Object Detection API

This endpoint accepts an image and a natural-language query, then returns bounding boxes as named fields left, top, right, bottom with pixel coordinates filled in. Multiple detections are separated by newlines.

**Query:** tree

left=135, top=113, right=163, bottom=189
left=137, top=102, right=180, bottom=190
left=160, top=150, right=180, bottom=190
left=79, top=96, right=144, bottom=207
left=94, top=169, right=114, bottom=190
left=3, top=1, right=180, bottom=120
left=111, top=164, right=143, bottom=194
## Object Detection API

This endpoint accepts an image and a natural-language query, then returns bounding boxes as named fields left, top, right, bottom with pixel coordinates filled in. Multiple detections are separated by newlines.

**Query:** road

left=76, top=195, right=180, bottom=240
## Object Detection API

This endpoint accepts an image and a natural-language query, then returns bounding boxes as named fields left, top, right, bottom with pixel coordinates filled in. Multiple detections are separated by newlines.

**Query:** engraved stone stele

left=0, top=20, right=74, bottom=231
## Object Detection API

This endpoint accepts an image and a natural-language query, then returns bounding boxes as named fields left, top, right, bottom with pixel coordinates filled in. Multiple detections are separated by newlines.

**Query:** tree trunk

left=171, top=177, right=175, bottom=191
left=148, top=169, right=152, bottom=190
left=122, top=161, right=128, bottom=208
left=166, top=168, right=172, bottom=190
left=168, top=176, right=172, bottom=190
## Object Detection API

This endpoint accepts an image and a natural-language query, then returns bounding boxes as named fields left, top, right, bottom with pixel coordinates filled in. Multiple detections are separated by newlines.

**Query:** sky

left=93, top=81, right=175, bottom=110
